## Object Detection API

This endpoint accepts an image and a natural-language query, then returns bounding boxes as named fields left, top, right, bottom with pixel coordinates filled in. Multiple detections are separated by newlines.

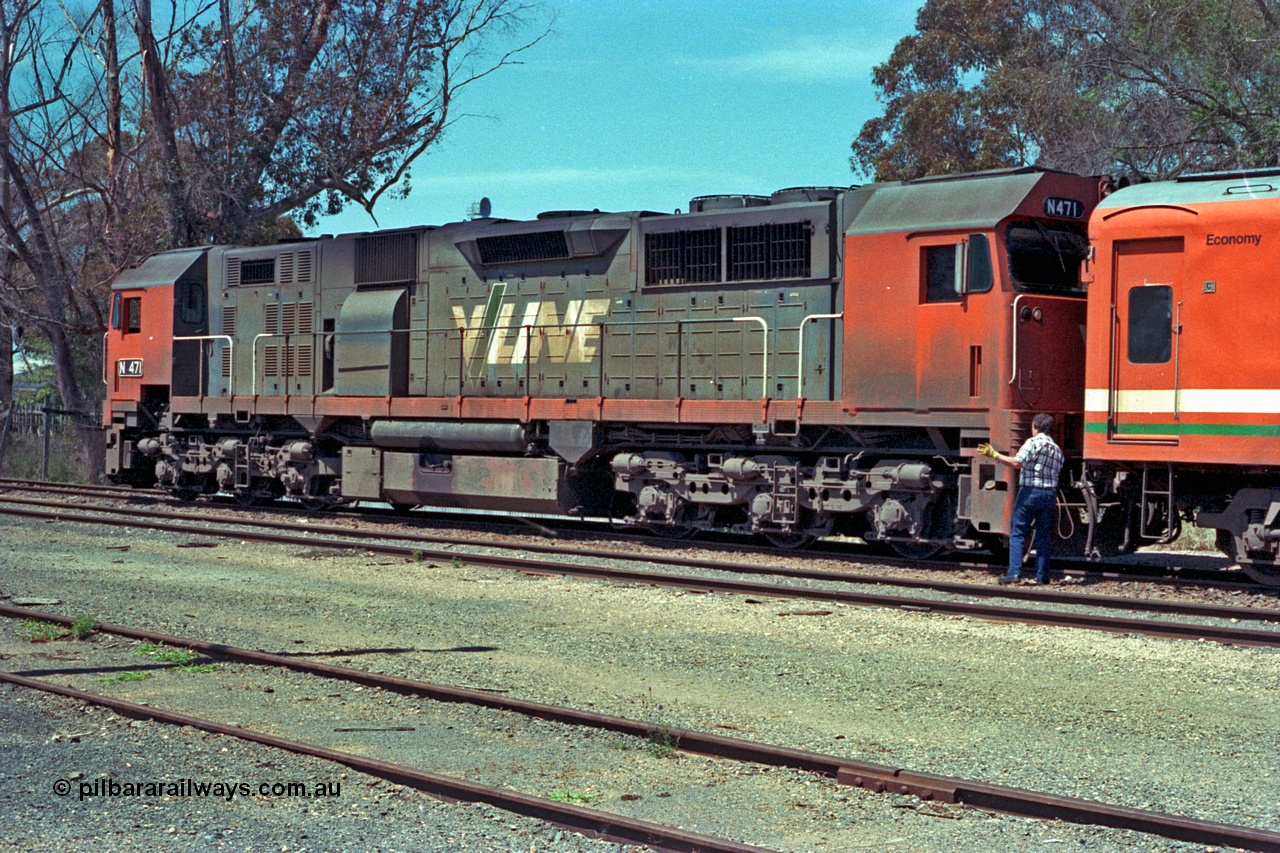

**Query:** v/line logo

left=452, top=289, right=611, bottom=366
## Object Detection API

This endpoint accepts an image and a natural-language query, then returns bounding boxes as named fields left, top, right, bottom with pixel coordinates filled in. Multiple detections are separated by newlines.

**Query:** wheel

left=298, top=496, right=333, bottom=512
left=981, top=535, right=1010, bottom=562
left=388, top=502, right=417, bottom=515
left=889, top=541, right=944, bottom=560
left=764, top=531, right=816, bottom=550
left=1240, top=561, right=1280, bottom=587
left=645, top=523, right=698, bottom=540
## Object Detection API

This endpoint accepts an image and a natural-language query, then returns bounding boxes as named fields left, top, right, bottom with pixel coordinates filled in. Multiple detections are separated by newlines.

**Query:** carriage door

left=1109, top=237, right=1184, bottom=442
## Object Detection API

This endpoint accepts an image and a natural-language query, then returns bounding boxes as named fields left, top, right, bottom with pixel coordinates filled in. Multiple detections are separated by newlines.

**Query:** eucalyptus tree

left=853, top=0, right=1280, bottom=181
left=0, top=0, right=543, bottom=479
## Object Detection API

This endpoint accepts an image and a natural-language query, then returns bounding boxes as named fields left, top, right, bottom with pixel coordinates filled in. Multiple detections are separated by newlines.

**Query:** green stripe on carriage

left=1084, top=421, right=1280, bottom=436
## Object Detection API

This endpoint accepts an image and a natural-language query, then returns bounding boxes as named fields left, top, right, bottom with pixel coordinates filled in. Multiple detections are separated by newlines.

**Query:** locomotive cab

left=103, top=248, right=208, bottom=485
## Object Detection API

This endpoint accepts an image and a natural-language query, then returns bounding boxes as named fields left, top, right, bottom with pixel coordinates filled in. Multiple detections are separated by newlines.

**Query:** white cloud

left=678, top=37, right=890, bottom=82
left=409, top=165, right=745, bottom=192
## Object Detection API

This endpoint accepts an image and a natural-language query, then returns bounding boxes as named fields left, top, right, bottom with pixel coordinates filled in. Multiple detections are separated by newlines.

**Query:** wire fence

left=3, top=399, right=97, bottom=435
left=0, top=397, right=98, bottom=480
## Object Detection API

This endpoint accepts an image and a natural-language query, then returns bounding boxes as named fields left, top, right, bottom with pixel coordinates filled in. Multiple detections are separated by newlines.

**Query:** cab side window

left=111, top=293, right=122, bottom=329
left=178, top=281, right=206, bottom=326
left=923, top=235, right=992, bottom=303
left=923, top=245, right=962, bottom=303
left=124, top=297, right=142, bottom=334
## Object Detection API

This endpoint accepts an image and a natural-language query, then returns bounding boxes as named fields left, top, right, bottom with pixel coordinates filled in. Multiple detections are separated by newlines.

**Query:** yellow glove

left=977, top=443, right=999, bottom=459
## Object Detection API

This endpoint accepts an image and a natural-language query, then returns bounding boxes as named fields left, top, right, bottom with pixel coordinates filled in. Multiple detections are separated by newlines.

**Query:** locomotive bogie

left=610, top=448, right=954, bottom=545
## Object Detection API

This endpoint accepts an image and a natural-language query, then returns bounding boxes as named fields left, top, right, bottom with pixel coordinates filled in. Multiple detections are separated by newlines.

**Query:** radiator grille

left=727, top=221, right=810, bottom=281
left=645, top=229, right=720, bottom=285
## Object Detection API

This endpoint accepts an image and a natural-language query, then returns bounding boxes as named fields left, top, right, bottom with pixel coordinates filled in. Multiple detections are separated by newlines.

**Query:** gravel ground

left=1, top=685, right=630, bottom=853
left=1, top=514, right=1277, bottom=852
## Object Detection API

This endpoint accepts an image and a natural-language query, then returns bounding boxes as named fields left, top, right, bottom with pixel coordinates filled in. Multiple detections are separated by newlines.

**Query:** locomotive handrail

left=248, top=316, right=771, bottom=400
left=173, top=334, right=234, bottom=397
left=674, top=316, right=770, bottom=400
left=796, top=313, right=842, bottom=400
left=1007, top=294, right=1027, bottom=386
left=101, top=332, right=109, bottom=387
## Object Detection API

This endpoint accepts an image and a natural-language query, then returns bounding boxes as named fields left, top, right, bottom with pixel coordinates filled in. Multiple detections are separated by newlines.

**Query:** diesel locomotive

left=100, top=166, right=1280, bottom=584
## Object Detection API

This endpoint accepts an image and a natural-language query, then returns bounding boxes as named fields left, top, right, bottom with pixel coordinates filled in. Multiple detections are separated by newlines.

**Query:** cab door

left=108, top=289, right=149, bottom=398
left=1109, top=237, right=1184, bottom=441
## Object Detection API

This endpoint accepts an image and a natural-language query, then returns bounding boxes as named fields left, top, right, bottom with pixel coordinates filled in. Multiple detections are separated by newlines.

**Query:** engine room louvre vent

left=727, top=221, right=811, bottom=281
left=240, top=259, right=275, bottom=286
left=279, top=253, right=295, bottom=285
left=645, top=229, right=720, bottom=285
left=296, top=250, right=313, bottom=283
left=355, top=233, right=417, bottom=286
left=476, top=230, right=571, bottom=265
left=220, top=306, right=237, bottom=378
left=264, top=301, right=314, bottom=336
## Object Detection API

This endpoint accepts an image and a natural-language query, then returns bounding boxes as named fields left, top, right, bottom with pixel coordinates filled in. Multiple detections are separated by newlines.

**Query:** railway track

left=2, top=603, right=1276, bottom=852
left=0, top=477, right=1256, bottom=589
left=0, top=495, right=1278, bottom=647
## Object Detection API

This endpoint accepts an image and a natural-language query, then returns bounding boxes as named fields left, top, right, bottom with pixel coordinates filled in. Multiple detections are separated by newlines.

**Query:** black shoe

left=996, top=575, right=1019, bottom=585
left=1035, top=576, right=1049, bottom=585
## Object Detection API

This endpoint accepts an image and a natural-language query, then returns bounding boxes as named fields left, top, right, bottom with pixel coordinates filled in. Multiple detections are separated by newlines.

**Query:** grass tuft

left=175, top=663, right=222, bottom=674
left=545, top=790, right=597, bottom=804
left=646, top=727, right=681, bottom=759
left=98, top=670, right=152, bottom=685
left=19, top=620, right=65, bottom=642
left=70, top=615, right=99, bottom=639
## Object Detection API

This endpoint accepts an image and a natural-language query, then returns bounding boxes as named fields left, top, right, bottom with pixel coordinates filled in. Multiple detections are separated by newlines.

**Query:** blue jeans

left=1009, top=486, right=1056, bottom=580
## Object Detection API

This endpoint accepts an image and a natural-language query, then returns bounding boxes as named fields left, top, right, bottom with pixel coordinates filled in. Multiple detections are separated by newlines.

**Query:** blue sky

left=314, top=0, right=923, bottom=235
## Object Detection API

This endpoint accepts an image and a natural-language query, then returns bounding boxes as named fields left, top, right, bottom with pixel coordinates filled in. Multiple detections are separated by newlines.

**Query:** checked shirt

left=1014, top=432, right=1064, bottom=489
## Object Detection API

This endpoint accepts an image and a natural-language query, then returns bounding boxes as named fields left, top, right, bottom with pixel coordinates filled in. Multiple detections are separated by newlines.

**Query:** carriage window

left=123, top=297, right=142, bottom=334
left=924, top=245, right=961, bottom=303
left=1127, top=285, right=1172, bottom=363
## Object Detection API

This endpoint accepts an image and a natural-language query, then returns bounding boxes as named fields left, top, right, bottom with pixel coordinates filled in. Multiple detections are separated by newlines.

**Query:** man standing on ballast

left=978, top=414, right=1065, bottom=585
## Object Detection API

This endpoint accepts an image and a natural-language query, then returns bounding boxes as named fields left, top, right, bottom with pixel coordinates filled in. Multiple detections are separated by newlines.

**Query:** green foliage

left=136, top=642, right=197, bottom=664
left=545, top=789, right=597, bottom=804
left=98, top=671, right=153, bottom=685
left=175, top=663, right=222, bottom=674
left=19, top=620, right=65, bottom=642
left=853, top=0, right=1280, bottom=181
left=0, top=431, right=89, bottom=483
left=646, top=727, right=680, bottom=759
left=69, top=615, right=99, bottom=639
